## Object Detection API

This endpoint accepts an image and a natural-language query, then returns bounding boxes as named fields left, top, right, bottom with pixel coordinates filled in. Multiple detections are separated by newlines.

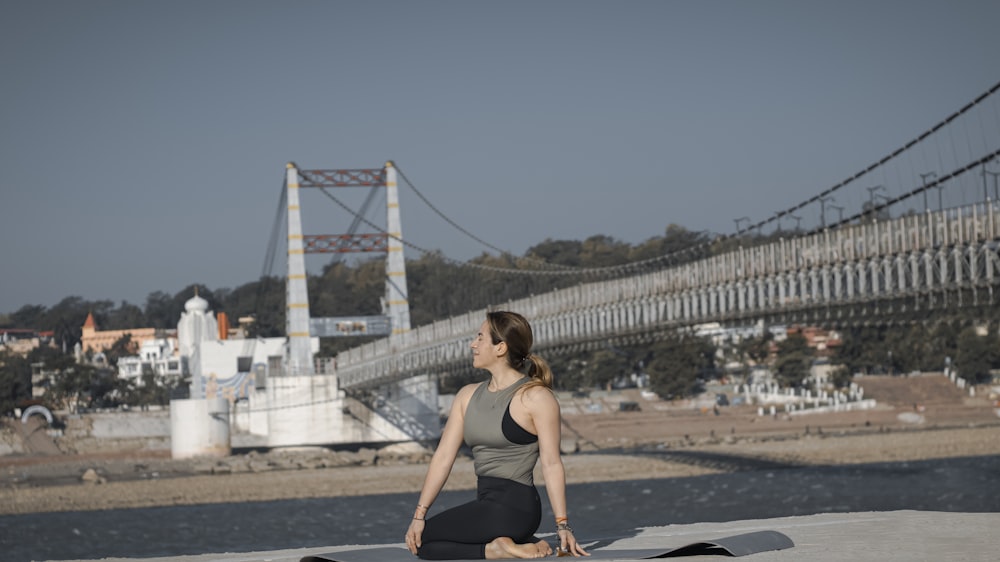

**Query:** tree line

left=2, top=225, right=998, bottom=416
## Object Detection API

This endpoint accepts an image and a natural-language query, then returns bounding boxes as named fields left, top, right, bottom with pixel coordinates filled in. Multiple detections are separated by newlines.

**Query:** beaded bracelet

left=556, top=522, right=573, bottom=533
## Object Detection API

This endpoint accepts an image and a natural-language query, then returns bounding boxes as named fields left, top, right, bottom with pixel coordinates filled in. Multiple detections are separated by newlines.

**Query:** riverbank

left=4, top=369, right=998, bottom=515
left=3, top=402, right=998, bottom=515
left=4, top=393, right=1000, bottom=562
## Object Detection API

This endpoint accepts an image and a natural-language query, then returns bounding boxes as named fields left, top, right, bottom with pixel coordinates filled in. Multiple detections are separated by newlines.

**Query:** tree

left=774, top=333, right=812, bottom=388
left=0, top=350, right=32, bottom=415
left=955, top=327, right=992, bottom=385
left=103, top=301, right=147, bottom=330
left=45, top=362, right=97, bottom=413
left=525, top=239, right=583, bottom=267
left=836, top=326, right=888, bottom=375
left=219, top=276, right=284, bottom=338
left=87, top=368, right=129, bottom=409
left=7, top=304, right=47, bottom=329
left=144, top=291, right=177, bottom=329
left=579, top=235, right=631, bottom=268
left=124, top=371, right=174, bottom=408
left=735, top=331, right=773, bottom=380
left=582, top=348, right=633, bottom=391
left=22, top=344, right=124, bottom=412
left=547, top=356, right=587, bottom=392
left=646, top=331, right=714, bottom=399
left=828, top=365, right=853, bottom=389
left=104, top=334, right=135, bottom=368
left=37, top=296, right=91, bottom=353
left=628, top=224, right=712, bottom=262
left=928, top=321, right=960, bottom=372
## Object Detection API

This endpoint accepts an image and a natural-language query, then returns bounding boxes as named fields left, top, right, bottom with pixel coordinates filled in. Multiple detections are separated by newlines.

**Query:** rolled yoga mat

left=300, top=529, right=794, bottom=561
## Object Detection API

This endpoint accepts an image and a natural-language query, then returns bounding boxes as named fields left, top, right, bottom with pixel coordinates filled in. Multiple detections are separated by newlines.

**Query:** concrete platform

left=60, top=510, right=998, bottom=562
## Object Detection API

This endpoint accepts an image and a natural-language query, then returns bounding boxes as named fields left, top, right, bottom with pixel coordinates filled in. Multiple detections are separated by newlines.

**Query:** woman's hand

left=557, top=528, right=589, bottom=557
left=405, top=518, right=425, bottom=555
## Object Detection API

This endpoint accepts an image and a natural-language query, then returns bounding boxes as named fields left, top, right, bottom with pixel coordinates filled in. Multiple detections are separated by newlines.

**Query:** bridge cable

left=803, top=148, right=1000, bottom=236
left=314, top=184, right=723, bottom=278
left=260, top=176, right=287, bottom=281
left=736, top=79, right=1000, bottom=236
left=249, top=174, right=288, bottom=338
left=394, top=165, right=579, bottom=271
left=396, top=82, right=1000, bottom=276
left=330, top=181, right=383, bottom=267
left=304, top=83, right=1000, bottom=282
left=314, top=186, right=615, bottom=276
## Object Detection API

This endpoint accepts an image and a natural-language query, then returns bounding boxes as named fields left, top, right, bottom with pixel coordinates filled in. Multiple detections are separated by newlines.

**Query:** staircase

left=13, top=417, right=62, bottom=455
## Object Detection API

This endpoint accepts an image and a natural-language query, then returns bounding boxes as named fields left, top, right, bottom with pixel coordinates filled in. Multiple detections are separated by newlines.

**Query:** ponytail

left=523, top=352, right=554, bottom=390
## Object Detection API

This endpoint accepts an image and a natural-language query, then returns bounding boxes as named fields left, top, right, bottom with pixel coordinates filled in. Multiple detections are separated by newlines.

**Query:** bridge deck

left=334, top=201, right=1000, bottom=391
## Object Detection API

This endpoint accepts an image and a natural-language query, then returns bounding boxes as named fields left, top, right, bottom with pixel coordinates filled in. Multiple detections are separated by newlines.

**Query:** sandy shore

left=3, top=399, right=998, bottom=516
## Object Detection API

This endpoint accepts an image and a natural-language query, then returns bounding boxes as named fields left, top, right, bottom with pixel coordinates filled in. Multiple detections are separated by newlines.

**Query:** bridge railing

left=333, top=201, right=1000, bottom=388
left=702, top=200, right=999, bottom=286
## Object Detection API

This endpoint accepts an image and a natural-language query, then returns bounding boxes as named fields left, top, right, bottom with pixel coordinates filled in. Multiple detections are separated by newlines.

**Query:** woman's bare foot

left=485, top=537, right=545, bottom=559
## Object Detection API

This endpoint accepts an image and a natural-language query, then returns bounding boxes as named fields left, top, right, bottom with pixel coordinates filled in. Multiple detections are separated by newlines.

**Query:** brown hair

left=486, top=310, right=553, bottom=390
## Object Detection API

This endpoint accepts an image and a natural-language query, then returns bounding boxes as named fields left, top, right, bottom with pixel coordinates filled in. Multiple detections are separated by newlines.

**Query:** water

left=2, top=454, right=998, bottom=562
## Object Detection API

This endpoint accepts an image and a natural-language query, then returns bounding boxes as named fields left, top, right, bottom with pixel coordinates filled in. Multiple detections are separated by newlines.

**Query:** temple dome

left=184, top=294, right=209, bottom=313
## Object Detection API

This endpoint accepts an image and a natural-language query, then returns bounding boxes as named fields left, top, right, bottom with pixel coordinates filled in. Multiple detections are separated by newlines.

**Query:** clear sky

left=2, top=0, right=999, bottom=315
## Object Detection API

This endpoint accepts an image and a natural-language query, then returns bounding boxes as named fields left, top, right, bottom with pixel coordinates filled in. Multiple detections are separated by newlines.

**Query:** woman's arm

left=527, top=387, right=589, bottom=557
left=416, top=384, right=471, bottom=506
left=405, top=383, right=475, bottom=554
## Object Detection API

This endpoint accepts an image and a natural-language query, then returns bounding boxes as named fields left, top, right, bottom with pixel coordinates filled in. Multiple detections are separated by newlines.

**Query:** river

left=2, top=454, right=998, bottom=562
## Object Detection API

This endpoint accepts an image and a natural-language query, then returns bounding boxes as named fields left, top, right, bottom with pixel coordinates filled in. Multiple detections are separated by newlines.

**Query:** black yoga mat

left=301, top=529, right=794, bottom=561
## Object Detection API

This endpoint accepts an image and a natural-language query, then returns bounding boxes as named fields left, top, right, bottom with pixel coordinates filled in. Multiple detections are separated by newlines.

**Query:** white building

left=117, top=337, right=185, bottom=385
left=165, top=292, right=439, bottom=448
left=173, top=292, right=311, bottom=401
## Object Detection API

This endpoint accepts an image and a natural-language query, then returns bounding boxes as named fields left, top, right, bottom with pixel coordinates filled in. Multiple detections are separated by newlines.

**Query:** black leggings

left=417, top=475, right=542, bottom=560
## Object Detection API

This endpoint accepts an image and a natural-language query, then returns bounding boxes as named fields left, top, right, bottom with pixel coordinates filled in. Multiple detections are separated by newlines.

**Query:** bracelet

left=555, top=516, right=568, bottom=524
left=556, top=522, right=573, bottom=533
left=413, top=516, right=425, bottom=521
left=416, top=503, right=431, bottom=511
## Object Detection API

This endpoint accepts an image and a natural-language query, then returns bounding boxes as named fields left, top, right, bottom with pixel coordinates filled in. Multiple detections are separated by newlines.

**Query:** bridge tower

left=284, top=162, right=313, bottom=374
left=264, top=161, right=435, bottom=448
left=284, top=161, right=412, bottom=342
left=384, top=162, right=412, bottom=340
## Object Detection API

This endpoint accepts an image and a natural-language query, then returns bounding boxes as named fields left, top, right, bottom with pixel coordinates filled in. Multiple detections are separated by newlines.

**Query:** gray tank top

left=464, top=378, right=539, bottom=486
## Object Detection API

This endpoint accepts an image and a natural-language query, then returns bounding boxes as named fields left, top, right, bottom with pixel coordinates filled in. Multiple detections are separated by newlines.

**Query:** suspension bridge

left=239, top=81, right=1000, bottom=447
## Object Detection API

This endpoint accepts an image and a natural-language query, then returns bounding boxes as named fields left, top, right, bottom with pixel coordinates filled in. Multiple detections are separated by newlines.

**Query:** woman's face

left=471, top=320, right=503, bottom=370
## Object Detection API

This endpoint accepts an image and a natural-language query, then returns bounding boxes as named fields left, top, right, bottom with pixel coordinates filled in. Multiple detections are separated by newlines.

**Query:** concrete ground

left=60, top=510, right=998, bottom=562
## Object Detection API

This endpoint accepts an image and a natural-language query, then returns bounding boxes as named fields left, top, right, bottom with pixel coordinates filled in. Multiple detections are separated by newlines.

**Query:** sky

left=2, top=0, right=999, bottom=316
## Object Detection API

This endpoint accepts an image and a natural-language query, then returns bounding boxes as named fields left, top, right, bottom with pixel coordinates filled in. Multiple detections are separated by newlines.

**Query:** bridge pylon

left=266, top=161, right=435, bottom=448
left=284, top=161, right=412, bottom=344
left=284, top=162, right=313, bottom=374
left=384, top=162, right=412, bottom=340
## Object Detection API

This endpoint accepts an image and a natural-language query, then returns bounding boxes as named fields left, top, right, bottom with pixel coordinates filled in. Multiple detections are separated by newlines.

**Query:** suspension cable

left=738, top=79, right=1000, bottom=235
left=810, top=148, right=1000, bottom=235
left=319, top=187, right=711, bottom=277
left=394, top=165, right=577, bottom=271
left=301, top=82, right=1000, bottom=280
left=388, top=167, right=715, bottom=276
left=255, top=175, right=287, bottom=316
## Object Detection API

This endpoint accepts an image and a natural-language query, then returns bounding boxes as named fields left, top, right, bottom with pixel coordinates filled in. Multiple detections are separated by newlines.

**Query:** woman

left=404, top=311, right=589, bottom=559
